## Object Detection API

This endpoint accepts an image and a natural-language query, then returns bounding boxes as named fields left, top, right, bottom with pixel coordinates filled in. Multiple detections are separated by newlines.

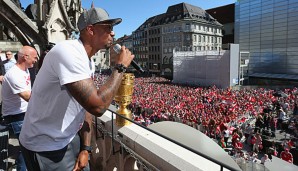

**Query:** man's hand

left=0, top=75, right=3, bottom=83
left=118, top=45, right=134, bottom=68
left=73, top=150, right=89, bottom=171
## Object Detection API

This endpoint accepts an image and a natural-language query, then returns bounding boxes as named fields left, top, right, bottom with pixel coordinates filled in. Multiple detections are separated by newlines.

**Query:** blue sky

left=20, top=0, right=236, bottom=39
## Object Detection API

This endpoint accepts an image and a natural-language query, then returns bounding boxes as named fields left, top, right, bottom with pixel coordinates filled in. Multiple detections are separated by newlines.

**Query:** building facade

left=132, top=3, right=223, bottom=77
left=91, top=50, right=110, bottom=72
left=148, top=22, right=162, bottom=74
left=120, top=35, right=133, bottom=50
left=206, top=4, right=235, bottom=49
left=235, top=0, right=298, bottom=85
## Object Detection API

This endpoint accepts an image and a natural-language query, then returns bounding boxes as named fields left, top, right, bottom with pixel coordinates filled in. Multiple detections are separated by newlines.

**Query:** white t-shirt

left=223, top=129, right=230, bottom=138
left=19, top=39, right=94, bottom=152
left=1, top=65, right=31, bottom=116
left=260, top=156, right=270, bottom=164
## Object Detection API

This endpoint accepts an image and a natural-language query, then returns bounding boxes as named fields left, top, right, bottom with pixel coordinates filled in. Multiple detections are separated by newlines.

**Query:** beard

left=105, top=42, right=113, bottom=50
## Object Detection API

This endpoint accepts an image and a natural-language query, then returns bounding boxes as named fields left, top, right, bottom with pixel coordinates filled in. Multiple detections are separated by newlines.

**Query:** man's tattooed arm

left=66, top=71, right=123, bottom=117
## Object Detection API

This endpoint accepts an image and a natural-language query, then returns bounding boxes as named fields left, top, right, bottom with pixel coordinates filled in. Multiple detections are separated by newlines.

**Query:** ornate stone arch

left=169, top=56, right=173, bottom=64
left=163, top=56, right=168, bottom=64
left=48, top=18, right=68, bottom=42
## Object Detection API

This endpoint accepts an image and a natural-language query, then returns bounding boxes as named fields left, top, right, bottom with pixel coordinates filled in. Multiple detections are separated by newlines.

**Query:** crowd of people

left=93, top=73, right=298, bottom=166
left=1, top=5, right=297, bottom=170
left=3, top=49, right=297, bottom=170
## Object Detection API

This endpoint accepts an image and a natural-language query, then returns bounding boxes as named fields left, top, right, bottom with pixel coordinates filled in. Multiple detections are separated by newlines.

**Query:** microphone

left=113, top=44, right=145, bottom=73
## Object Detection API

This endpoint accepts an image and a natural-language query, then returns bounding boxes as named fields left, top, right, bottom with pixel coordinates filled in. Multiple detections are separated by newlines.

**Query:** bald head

left=17, top=46, right=38, bottom=69
left=18, top=46, right=36, bottom=58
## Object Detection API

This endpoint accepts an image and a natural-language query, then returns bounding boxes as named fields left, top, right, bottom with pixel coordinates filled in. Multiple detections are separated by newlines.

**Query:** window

left=186, top=34, right=190, bottom=41
left=185, top=23, right=190, bottom=30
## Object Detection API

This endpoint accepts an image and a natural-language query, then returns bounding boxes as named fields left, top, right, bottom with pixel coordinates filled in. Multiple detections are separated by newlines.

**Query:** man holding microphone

left=19, top=7, right=134, bottom=171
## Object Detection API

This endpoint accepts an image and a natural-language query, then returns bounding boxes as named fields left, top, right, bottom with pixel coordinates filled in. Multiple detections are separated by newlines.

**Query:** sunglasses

left=93, top=23, right=113, bottom=32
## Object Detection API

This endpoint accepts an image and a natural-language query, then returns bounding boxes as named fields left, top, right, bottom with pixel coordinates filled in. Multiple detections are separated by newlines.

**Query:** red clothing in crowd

left=234, top=141, right=243, bottom=151
left=251, top=135, right=256, bottom=145
left=288, top=140, right=295, bottom=149
left=92, top=75, right=298, bottom=153
left=280, top=150, right=293, bottom=163
left=231, top=133, right=240, bottom=147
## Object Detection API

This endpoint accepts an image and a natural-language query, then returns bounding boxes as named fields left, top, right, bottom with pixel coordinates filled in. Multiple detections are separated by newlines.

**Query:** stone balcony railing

left=89, top=106, right=241, bottom=171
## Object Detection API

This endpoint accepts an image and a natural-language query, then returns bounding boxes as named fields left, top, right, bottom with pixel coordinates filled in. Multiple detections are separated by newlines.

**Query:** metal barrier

left=235, top=160, right=269, bottom=171
left=0, top=127, right=8, bottom=171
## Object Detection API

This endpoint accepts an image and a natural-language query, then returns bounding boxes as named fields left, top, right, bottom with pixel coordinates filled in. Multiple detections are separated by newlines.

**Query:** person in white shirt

left=278, top=108, right=287, bottom=130
left=260, top=154, right=271, bottom=164
left=247, top=151, right=258, bottom=162
left=19, top=7, right=134, bottom=171
left=244, top=123, right=253, bottom=144
left=223, top=128, right=230, bottom=145
left=2, top=46, right=38, bottom=171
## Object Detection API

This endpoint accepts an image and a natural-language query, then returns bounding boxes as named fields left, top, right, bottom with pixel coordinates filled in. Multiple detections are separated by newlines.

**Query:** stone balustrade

left=90, top=109, right=240, bottom=171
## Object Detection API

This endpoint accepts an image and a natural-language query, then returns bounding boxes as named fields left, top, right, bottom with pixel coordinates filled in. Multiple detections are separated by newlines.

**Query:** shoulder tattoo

left=66, top=79, right=94, bottom=105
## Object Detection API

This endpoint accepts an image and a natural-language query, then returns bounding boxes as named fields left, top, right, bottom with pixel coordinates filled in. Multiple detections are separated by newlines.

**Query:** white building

left=132, top=3, right=223, bottom=77
left=91, top=49, right=110, bottom=72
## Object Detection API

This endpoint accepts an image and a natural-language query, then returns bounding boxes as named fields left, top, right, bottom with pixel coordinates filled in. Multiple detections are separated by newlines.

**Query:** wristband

left=114, top=63, right=127, bottom=73
left=81, top=145, right=92, bottom=153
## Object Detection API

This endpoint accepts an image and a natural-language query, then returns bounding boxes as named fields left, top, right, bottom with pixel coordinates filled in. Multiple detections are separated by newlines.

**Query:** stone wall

left=0, top=41, right=22, bottom=60
left=0, top=41, right=22, bottom=52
